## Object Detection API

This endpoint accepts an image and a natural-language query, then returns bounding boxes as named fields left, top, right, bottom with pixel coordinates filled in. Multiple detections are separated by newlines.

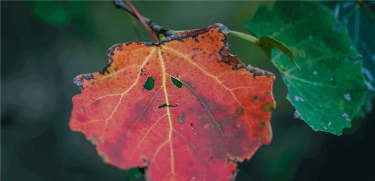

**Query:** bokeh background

left=2, top=1, right=375, bottom=181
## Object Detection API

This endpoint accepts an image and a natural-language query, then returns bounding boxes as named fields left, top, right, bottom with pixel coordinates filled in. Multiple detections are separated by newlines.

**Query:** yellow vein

left=95, top=64, right=141, bottom=81
left=152, top=140, right=169, bottom=161
left=162, top=46, right=245, bottom=109
left=162, top=46, right=252, bottom=130
left=129, top=114, right=167, bottom=159
left=84, top=94, right=122, bottom=108
left=100, top=47, right=156, bottom=139
left=83, top=64, right=144, bottom=107
left=162, top=46, right=254, bottom=133
left=158, top=47, right=175, bottom=175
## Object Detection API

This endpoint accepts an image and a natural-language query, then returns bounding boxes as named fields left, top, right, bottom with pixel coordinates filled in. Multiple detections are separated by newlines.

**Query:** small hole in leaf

left=171, top=77, right=183, bottom=88
left=158, top=103, right=168, bottom=109
left=143, top=77, right=155, bottom=90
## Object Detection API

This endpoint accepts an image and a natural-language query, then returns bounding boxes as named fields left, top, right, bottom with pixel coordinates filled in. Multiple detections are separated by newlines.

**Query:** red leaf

left=70, top=24, right=275, bottom=181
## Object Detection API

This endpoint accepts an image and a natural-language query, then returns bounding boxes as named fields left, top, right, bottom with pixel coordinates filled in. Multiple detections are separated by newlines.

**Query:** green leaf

left=321, top=1, right=375, bottom=115
left=228, top=31, right=299, bottom=69
left=245, top=1, right=368, bottom=135
left=257, top=36, right=300, bottom=69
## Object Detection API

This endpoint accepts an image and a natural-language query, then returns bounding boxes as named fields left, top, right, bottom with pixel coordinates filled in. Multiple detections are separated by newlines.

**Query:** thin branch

left=114, top=0, right=175, bottom=38
left=123, top=0, right=158, bottom=43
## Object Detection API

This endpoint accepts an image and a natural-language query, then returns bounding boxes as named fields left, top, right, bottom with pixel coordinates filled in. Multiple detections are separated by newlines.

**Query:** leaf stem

left=228, top=30, right=258, bottom=43
left=123, top=0, right=158, bottom=43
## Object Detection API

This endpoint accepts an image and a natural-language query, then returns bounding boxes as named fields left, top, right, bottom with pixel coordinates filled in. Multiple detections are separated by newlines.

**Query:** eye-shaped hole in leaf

left=143, top=77, right=155, bottom=90
left=157, top=103, right=178, bottom=109
left=171, top=77, right=183, bottom=88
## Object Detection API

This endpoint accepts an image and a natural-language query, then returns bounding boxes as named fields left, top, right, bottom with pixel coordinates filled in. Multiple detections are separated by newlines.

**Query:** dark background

left=2, top=1, right=375, bottom=181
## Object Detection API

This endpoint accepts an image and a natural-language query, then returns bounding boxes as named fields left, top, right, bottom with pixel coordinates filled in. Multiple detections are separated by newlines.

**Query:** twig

left=114, top=0, right=176, bottom=38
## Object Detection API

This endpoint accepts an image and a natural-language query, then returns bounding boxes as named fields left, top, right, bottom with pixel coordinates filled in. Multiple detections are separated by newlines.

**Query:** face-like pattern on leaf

left=70, top=24, right=275, bottom=181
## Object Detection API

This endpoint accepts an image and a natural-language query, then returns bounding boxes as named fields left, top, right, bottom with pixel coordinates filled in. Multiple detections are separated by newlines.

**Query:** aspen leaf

left=70, top=24, right=275, bottom=180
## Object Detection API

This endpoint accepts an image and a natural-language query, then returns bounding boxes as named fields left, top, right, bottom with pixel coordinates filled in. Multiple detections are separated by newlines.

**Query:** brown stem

left=114, top=0, right=175, bottom=38
left=123, top=0, right=158, bottom=43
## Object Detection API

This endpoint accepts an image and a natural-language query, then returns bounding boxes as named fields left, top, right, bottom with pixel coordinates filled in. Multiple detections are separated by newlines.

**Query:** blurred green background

left=1, top=1, right=375, bottom=181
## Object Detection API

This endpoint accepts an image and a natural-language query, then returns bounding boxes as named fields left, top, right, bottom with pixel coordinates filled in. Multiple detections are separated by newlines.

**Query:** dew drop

left=344, top=93, right=351, bottom=101
left=342, top=113, right=350, bottom=121
left=294, top=96, right=304, bottom=102
left=294, top=110, right=302, bottom=118
left=179, top=113, right=184, bottom=123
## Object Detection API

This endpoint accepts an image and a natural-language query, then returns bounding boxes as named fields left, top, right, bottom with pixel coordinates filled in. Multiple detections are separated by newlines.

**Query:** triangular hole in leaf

left=171, top=77, right=183, bottom=88
left=137, top=167, right=145, bottom=175
left=143, top=77, right=155, bottom=90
